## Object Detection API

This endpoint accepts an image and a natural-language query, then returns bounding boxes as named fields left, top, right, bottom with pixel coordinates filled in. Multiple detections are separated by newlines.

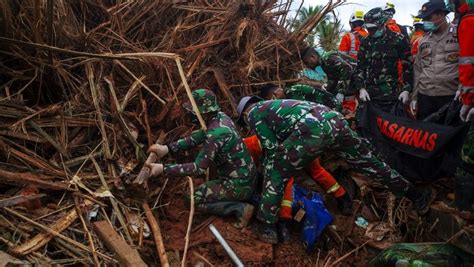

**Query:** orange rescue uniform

left=458, top=5, right=474, bottom=105
left=338, top=27, right=368, bottom=60
left=410, top=30, right=425, bottom=58
left=243, top=135, right=346, bottom=220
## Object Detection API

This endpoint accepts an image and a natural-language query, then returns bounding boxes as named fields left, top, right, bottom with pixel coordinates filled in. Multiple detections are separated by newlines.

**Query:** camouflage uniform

left=284, top=84, right=342, bottom=112
left=247, top=99, right=412, bottom=224
left=353, top=26, right=413, bottom=111
left=164, top=90, right=256, bottom=205
left=320, top=51, right=357, bottom=95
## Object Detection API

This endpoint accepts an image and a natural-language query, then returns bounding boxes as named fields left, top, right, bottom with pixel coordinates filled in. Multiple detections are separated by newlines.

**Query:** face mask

left=423, top=21, right=438, bottom=32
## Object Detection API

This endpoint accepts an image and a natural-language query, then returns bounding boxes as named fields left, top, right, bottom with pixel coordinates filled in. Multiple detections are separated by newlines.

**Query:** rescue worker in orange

left=410, top=15, right=426, bottom=58
left=383, top=2, right=409, bottom=37
left=338, top=11, right=368, bottom=60
left=446, top=0, right=474, bottom=217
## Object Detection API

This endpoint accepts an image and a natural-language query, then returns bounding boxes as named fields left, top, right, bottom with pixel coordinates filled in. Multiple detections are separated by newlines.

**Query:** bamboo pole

left=143, top=202, right=169, bottom=267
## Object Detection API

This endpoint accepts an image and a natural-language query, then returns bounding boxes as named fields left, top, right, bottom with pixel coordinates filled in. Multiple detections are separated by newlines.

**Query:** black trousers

left=417, top=93, right=454, bottom=120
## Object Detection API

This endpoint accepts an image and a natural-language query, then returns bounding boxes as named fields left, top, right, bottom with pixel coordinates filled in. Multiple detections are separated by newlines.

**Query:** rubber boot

left=197, top=202, right=255, bottom=229
left=253, top=221, right=278, bottom=244
left=405, top=187, right=436, bottom=215
left=278, top=220, right=291, bottom=244
left=336, top=193, right=353, bottom=216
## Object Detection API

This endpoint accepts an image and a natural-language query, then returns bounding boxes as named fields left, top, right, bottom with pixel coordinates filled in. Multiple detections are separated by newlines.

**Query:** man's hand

left=409, top=100, right=417, bottom=115
left=359, top=89, right=371, bottom=102
left=147, top=144, right=169, bottom=158
left=146, top=163, right=164, bottom=177
left=454, top=90, right=461, bottom=101
left=398, top=91, right=410, bottom=104
left=460, top=105, right=474, bottom=122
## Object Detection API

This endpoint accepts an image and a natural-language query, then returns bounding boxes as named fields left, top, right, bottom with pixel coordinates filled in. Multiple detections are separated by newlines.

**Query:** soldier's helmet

left=364, top=7, right=389, bottom=28
left=186, top=89, right=221, bottom=114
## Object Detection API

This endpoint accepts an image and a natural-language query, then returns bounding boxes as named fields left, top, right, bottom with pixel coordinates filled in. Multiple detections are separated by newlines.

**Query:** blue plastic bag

left=292, top=184, right=333, bottom=253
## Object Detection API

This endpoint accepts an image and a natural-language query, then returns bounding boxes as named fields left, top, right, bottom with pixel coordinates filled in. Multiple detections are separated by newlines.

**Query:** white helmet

left=350, top=10, right=365, bottom=23
left=383, top=2, right=396, bottom=14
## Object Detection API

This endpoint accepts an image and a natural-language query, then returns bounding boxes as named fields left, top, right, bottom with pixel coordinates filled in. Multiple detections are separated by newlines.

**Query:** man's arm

left=352, top=39, right=368, bottom=95
left=164, top=134, right=221, bottom=176
left=168, top=129, right=206, bottom=153
left=398, top=35, right=414, bottom=93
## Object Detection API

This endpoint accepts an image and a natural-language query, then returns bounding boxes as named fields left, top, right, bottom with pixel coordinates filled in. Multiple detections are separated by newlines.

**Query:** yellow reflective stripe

left=326, top=183, right=341, bottom=193
left=281, top=200, right=292, bottom=207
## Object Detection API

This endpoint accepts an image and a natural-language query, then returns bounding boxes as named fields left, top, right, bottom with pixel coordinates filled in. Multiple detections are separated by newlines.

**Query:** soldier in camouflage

left=275, top=83, right=342, bottom=112
left=352, top=7, right=413, bottom=112
left=301, top=48, right=356, bottom=97
left=237, top=97, right=435, bottom=244
left=147, top=89, right=257, bottom=228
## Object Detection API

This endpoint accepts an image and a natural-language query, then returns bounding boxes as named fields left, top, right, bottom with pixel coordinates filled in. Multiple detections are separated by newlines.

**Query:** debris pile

left=0, top=0, right=455, bottom=266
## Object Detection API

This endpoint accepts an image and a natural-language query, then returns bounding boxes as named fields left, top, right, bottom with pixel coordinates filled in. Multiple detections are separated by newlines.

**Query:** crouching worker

left=237, top=97, right=435, bottom=244
left=244, top=133, right=352, bottom=243
left=146, top=89, right=257, bottom=228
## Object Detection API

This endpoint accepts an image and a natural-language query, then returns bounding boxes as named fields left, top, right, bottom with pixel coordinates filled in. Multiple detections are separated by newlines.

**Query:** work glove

left=398, top=91, right=410, bottom=104
left=409, top=100, right=417, bottom=114
left=146, top=163, right=164, bottom=177
left=460, top=105, right=474, bottom=122
left=359, top=89, right=371, bottom=102
left=147, top=144, right=169, bottom=158
left=336, top=93, right=344, bottom=103
left=454, top=90, right=461, bottom=101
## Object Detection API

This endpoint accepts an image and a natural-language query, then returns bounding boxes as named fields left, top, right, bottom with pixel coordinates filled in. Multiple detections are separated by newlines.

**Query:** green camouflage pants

left=257, top=111, right=411, bottom=224
left=192, top=178, right=255, bottom=205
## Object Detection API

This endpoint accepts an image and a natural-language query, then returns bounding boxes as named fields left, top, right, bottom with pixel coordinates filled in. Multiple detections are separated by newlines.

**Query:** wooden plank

left=93, top=220, right=147, bottom=267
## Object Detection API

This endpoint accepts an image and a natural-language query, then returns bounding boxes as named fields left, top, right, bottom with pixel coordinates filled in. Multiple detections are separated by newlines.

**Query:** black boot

left=198, top=202, right=255, bottom=228
left=253, top=221, right=278, bottom=244
left=405, top=187, right=436, bottom=215
left=336, top=193, right=353, bottom=216
left=278, top=220, right=291, bottom=244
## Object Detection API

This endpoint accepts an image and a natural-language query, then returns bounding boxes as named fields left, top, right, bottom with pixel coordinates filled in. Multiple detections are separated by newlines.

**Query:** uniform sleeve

left=412, top=39, right=423, bottom=101
left=338, top=34, right=351, bottom=55
left=168, top=129, right=206, bottom=153
left=248, top=113, right=278, bottom=157
left=353, top=39, right=368, bottom=94
left=335, top=55, right=354, bottom=95
left=164, top=134, right=221, bottom=176
left=398, top=35, right=414, bottom=93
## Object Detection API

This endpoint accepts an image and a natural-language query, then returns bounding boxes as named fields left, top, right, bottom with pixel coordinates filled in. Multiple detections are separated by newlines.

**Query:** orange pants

left=243, top=135, right=346, bottom=220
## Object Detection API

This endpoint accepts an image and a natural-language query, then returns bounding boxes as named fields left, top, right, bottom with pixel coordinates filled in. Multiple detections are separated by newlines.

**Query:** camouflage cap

left=184, top=89, right=221, bottom=114
left=364, top=7, right=389, bottom=28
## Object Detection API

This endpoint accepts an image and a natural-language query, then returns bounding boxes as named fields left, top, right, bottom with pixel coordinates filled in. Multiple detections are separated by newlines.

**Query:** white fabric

left=359, top=89, right=371, bottom=102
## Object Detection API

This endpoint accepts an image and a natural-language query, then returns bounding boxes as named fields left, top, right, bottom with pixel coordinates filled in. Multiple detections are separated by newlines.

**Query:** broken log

left=93, top=220, right=147, bottom=267
left=0, top=169, right=72, bottom=191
